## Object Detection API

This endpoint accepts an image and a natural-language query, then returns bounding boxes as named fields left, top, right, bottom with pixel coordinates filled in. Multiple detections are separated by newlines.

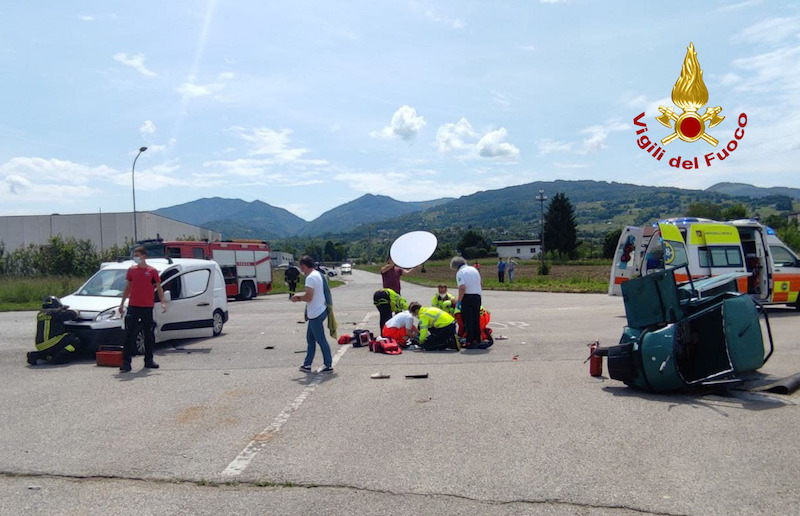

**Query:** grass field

left=359, top=258, right=611, bottom=294
left=0, top=276, right=85, bottom=312
left=267, top=269, right=344, bottom=296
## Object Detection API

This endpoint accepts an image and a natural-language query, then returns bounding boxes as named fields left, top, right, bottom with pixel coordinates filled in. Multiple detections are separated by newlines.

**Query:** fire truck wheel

left=213, top=310, right=225, bottom=336
left=239, top=281, right=255, bottom=300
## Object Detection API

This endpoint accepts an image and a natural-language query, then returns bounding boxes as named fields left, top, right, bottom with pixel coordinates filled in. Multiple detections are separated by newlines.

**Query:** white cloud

left=716, top=0, right=762, bottom=12
left=579, top=119, right=629, bottom=154
left=537, top=139, right=573, bottom=157
left=732, top=17, right=800, bottom=45
left=435, top=118, right=477, bottom=153
left=176, top=80, right=224, bottom=99
left=624, top=94, right=672, bottom=118
left=553, top=162, right=588, bottom=169
left=78, top=14, right=94, bottom=21
left=519, top=45, right=537, bottom=52
left=230, top=127, right=315, bottom=162
left=112, top=52, right=156, bottom=77
left=476, top=128, right=520, bottom=160
left=539, top=0, right=567, bottom=4
left=218, top=72, right=235, bottom=81
left=732, top=45, right=800, bottom=93
left=719, top=73, right=742, bottom=86
left=491, top=91, right=511, bottom=109
left=139, top=120, right=156, bottom=136
left=371, top=105, right=426, bottom=141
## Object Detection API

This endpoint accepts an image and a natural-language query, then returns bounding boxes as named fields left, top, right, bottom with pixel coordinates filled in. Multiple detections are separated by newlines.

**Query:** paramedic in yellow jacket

left=28, top=296, right=82, bottom=365
left=409, top=302, right=459, bottom=351
left=373, top=288, right=409, bottom=331
left=430, top=284, right=456, bottom=315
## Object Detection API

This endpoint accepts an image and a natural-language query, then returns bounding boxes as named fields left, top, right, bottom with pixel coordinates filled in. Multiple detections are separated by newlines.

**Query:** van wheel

left=213, top=310, right=224, bottom=336
left=134, top=325, right=145, bottom=356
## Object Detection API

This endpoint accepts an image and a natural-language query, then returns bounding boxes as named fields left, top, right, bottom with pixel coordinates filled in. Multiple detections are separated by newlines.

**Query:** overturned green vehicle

left=596, top=266, right=774, bottom=392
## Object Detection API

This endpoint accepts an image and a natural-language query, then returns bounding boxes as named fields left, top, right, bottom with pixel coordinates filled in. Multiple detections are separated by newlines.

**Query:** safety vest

left=376, top=288, right=408, bottom=313
left=431, top=292, right=456, bottom=315
left=35, top=308, right=78, bottom=352
left=418, top=307, right=455, bottom=343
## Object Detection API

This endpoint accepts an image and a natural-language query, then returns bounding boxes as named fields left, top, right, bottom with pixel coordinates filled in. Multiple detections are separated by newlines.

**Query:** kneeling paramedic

left=373, top=287, right=408, bottom=332
left=431, top=284, right=456, bottom=315
left=28, top=296, right=81, bottom=365
left=382, top=310, right=418, bottom=345
left=409, top=302, right=459, bottom=351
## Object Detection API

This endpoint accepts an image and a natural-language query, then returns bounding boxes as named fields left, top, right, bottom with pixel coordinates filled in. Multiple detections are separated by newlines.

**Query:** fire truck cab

left=609, top=218, right=800, bottom=309
left=137, top=239, right=272, bottom=299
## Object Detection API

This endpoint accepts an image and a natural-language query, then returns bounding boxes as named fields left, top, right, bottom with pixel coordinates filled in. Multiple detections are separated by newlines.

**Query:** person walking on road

left=451, top=256, right=483, bottom=348
left=497, top=258, right=506, bottom=283
left=284, top=263, right=301, bottom=300
left=119, top=246, right=166, bottom=372
left=507, top=258, right=517, bottom=283
left=380, top=257, right=414, bottom=294
left=292, top=255, right=333, bottom=374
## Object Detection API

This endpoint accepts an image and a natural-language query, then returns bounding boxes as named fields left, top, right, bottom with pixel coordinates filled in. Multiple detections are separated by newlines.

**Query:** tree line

left=0, top=237, right=130, bottom=278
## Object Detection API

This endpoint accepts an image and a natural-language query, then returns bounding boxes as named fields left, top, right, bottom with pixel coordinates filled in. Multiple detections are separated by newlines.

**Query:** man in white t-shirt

left=451, top=256, right=483, bottom=348
left=381, top=310, right=418, bottom=344
left=291, top=255, right=333, bottom=373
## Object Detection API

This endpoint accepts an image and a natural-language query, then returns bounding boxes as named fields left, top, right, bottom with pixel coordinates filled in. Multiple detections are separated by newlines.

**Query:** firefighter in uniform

left=28, top=296, right=81, bottom=365
left=431, top=284, right=456, bottom=315
left=284, top=264, right=301, bottom=300
left=373, top=287, right=408, bottom=332
left=409, top=302, right=459, bottom=351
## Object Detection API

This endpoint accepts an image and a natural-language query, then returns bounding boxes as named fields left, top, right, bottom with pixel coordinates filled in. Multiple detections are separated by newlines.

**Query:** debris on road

left=264, top=346, right=274, bottom=350
left=405, top=373, right=428, bottom=379
left=370, top=372, right=390, bottom=379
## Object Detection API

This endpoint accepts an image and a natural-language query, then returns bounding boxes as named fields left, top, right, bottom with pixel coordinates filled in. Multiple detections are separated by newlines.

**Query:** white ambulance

left=609, top=218, right=800, bottom=308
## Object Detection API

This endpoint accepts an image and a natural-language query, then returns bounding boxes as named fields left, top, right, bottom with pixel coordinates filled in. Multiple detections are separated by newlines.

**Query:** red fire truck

left=136, top=239, right=272, bottom=299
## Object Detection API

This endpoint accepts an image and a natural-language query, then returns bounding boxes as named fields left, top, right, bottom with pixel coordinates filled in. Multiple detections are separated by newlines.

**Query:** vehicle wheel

left=213, top=309, right=224, bottom=336
left=134, top=325, right=146, bottom=356
left=239, top=281, right=255, bottom=300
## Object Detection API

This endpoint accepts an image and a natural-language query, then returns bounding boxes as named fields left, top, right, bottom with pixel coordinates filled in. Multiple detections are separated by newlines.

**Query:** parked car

left=61, top=258, right=229, bottom=353
left=340, top=263, right=352, bottom=274
left=319, top=265, right=338, bottom=277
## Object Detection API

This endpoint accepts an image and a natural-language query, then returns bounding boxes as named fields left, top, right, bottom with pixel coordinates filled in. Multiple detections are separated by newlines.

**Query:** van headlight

left=96, top=307, right=122, bottom=321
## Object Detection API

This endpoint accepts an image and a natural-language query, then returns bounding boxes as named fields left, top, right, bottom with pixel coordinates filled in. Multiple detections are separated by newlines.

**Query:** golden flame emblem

left=656, top=43, right=724, bottom=146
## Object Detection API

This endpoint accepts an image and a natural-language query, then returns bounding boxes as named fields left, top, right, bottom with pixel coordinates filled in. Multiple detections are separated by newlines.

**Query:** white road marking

left=221, top=312, right=371, bottom=478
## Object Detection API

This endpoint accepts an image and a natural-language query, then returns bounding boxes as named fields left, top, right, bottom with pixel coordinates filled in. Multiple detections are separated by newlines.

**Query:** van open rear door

left=609, top=226, right=644, bottom=296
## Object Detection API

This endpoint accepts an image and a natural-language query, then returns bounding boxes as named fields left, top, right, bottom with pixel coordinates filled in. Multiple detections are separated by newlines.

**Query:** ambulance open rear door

left=609, top=226, right=644, bottom=296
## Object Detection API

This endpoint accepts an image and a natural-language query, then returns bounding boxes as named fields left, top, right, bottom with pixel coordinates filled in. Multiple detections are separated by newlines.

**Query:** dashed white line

left=221, top=311, right=371, bottom=478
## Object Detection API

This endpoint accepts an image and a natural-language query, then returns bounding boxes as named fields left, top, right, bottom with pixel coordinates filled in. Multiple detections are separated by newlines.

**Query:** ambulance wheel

left=134, top=325, right=145, bottom=356
left=238, top=281, right=255, bottom=300
left=213, top=310, right=225, bottom=336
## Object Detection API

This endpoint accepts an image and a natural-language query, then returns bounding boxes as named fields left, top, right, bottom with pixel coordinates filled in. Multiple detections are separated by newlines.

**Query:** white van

left=609, top=218, right=800, bottom=308
left=61, top=258, right=229, bottom=352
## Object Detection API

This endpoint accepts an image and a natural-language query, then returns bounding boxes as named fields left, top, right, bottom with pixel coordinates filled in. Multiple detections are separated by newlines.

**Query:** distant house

left=271, top=251, right=294, bottom=267
left=494, top=240, right=542, bottom=260
left=789, top=212, right=800, bottom=224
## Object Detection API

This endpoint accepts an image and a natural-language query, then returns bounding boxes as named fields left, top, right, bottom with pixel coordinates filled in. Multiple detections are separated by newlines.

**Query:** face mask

left=133, top=256, right=142, bottom=264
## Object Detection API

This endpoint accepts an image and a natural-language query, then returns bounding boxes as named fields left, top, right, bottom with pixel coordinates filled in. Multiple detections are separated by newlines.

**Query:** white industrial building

left=494, top=239, right=542, bottom=260
left=0, top=212, right=221, bottom=252
left=271, top=251, right=294, bottom=267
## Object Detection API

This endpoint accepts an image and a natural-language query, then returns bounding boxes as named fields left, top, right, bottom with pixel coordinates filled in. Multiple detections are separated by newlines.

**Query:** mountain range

left=154, top=181, right=798, bottom=241
left=154, top=194, right=453, bottom=239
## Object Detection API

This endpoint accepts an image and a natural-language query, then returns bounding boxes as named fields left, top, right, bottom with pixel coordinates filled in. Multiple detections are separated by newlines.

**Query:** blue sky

left=1, top=0, right=799, bottom=220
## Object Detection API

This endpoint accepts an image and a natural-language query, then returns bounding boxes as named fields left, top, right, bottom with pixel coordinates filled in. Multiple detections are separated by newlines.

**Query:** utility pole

left=536, top=189, right=547, bottom=270
left=131, top=146, right=147, bottom=243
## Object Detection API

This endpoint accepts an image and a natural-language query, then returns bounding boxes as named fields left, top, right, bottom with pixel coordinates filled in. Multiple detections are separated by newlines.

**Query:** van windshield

left=77, top=269, right=129, bottom=297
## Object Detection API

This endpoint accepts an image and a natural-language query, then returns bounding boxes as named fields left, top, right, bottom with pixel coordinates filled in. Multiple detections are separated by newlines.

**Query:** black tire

left=239, top=281, right=255, bottom=300
left=134, top=325, right=145, bottom=356
left=213, top=309, right=224, bottom=336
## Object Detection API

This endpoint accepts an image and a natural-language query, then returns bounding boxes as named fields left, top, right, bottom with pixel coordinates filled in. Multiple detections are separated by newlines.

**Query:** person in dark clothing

left=284, top=264, right=301, bottom=300
left=118, top=246, right=167, bottom=372
left=28, top=296, right=81, bottom=365
left=373, top=288, right=408, bottom=332
left=497, top=258, right=506, bottom=283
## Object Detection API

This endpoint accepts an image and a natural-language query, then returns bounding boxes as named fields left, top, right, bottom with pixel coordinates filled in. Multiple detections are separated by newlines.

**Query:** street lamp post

left=535, top=189, right=547, bottom=271
left=131, top=146, right=147, bottom=243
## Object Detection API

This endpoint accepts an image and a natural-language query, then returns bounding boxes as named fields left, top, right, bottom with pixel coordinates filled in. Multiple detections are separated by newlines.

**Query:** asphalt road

left=0, top=269, right=798, bottom=515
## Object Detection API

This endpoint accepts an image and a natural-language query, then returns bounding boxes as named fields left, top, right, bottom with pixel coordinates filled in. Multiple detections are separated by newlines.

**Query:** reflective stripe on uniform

left=35, top=334, right=65, bottom=352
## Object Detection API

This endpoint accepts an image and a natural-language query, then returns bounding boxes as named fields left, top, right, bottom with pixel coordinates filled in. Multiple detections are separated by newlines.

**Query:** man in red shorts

left=381, top=309, right=418, bottom=345
left=118, top=246, right=167, bottom=372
